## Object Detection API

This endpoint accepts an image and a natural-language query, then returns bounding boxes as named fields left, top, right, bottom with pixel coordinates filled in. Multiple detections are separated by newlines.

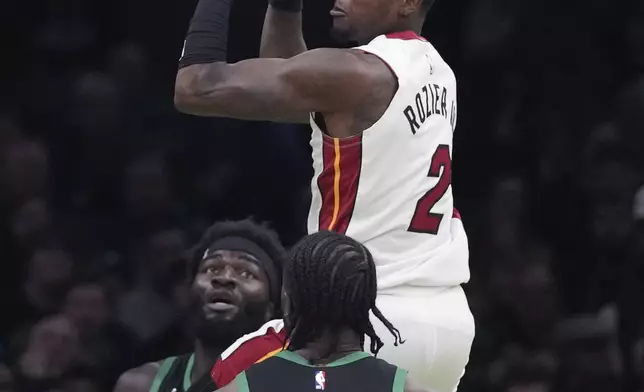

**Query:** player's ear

left=400, top=0, right=422, bottom=16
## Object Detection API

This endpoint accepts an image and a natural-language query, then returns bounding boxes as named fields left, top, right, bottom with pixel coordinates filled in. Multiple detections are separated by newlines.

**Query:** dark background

left=1, top=0, right=644, bottom=390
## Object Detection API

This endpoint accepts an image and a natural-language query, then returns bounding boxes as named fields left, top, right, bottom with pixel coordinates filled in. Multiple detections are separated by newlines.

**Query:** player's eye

left=239, top=270, right=254, bottom=279
left=205, top=266, right=221, bottom=274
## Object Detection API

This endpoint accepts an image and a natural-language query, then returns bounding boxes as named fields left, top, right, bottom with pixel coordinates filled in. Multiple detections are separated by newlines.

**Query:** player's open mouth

left=206, top=291, right=237, bottom=311
left=206, top=301, right=236, bottom=311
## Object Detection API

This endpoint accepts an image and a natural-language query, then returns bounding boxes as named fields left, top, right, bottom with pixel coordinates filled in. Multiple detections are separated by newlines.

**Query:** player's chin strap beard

left=178, top=0, right=231, bottom=68
left=196, top=299, right=270, bottom=346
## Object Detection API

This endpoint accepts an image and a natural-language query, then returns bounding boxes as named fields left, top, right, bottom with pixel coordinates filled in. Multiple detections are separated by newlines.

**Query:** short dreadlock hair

left=188, top=219, right=286, bottom=306
left=284, top=231, right=403, bottom=356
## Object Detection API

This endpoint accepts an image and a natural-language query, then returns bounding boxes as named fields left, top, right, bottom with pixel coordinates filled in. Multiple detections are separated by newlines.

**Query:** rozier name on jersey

left=403, top=83, right=456, bottom=134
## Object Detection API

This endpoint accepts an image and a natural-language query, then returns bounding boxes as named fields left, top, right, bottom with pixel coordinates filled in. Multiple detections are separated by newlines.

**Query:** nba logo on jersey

left=314, top=370, right=326, bottom=390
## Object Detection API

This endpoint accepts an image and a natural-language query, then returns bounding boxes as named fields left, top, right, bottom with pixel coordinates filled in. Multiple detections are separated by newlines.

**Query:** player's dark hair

left=189, top=219, right=284, bottom=277
left=284, top=231, right=403, bottom=356
left=189, top=219, right=286, bottom=309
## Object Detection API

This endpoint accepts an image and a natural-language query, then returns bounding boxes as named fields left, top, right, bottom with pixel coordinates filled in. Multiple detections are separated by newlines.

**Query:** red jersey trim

left=211, top=320, right=286, bottom=387
left=317, top=136, right=362, bottom=234
left=385, top=31, right=427, bottom=41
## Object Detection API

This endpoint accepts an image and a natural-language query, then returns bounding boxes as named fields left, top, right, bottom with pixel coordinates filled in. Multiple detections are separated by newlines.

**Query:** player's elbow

left=174, top=64, right=227, bottom=115
left=174, top=88, right=199, bottom=114
left=174, top=66, right=203, bottom=114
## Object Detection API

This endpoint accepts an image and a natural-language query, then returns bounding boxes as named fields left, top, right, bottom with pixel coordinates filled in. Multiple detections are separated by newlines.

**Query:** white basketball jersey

left=307, top=31, right=470, bottom=289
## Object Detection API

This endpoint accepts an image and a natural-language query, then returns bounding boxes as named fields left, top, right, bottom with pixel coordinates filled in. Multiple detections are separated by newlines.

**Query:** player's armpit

left=174, top=48, right=384, bottom=124
left=113, top=363, right=159, bottom=392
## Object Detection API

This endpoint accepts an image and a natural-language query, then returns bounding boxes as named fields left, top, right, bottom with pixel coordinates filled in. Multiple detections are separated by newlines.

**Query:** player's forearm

left=260, top=6, right=307, bottom=59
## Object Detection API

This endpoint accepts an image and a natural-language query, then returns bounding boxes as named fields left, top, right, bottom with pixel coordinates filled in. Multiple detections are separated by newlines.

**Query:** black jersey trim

left=275, top=351, right=371, bottom=367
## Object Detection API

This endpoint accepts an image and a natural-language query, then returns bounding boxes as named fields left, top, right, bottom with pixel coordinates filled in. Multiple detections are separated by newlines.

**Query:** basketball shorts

left=367, top=285, right=474, bottom=392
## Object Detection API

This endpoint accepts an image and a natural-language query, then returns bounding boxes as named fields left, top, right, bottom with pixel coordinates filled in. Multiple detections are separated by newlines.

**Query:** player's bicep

left=174, top=49, right=375, bottom=123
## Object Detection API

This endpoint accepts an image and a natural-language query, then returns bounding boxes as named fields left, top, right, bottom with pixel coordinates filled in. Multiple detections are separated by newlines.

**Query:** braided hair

left=284, top=231, right=403, bottom=356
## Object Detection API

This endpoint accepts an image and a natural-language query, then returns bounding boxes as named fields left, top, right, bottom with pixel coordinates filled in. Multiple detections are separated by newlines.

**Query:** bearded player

left=174, top=0, right=474, bottom=389
left=114, top=220, right=287, bottom=392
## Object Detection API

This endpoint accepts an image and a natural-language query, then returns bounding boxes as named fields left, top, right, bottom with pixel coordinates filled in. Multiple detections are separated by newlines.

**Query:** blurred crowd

left=1, top=0, right=644, bottom=391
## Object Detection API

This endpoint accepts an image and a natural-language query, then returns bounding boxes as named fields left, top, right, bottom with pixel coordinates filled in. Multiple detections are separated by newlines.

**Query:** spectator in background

left=489, top=346, right=557, bottom=392
left=122, top=156, right=175, bottom=222
left=13, top=315, right=79, bottom=390
left=117, top=155, right=182, bottom=244
left=69, top=72, right=122, bottom=141
left=0, top=139, right=50, bottom=207
left=0, top=115, right=23, bottom=151
left=116, top=228, right=186, bottom=348
left=63, top=282, right=136, bottom=386
left=57, top=367, right=103, bottom=392
left=107, top=43, right=149, bottom=102
left=0, top=362, right=14, bottom=391
left=618, top=185, right=644, bottom=391
left=554, top=306, right=623, bottom=392
left=10, top=199, right=56, bottom=253
left=15, top=249, right=74, bottom=330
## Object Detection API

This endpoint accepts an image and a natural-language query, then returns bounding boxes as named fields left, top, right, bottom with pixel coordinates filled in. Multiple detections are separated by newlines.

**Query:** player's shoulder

left=293, top=47, right=393, bottom=84
left=213, top=319, right=286, bottom=387
left=359, top=33, right=450, bottom=76
left=114, top=361, right=161, bottom=392
left=220, top=319, right=285, bottom=360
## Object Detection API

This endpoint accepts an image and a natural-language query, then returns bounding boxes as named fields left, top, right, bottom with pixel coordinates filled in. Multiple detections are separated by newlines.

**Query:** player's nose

left=210, top=266, right=237, bottom=287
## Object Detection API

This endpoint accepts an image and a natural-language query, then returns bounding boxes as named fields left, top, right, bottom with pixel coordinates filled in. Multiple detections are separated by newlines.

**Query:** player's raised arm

left=174, top=0, right=385, bottom=123
left=260, top=0, right=307, bottom=58
left=175, top=50, right=379, bottom=123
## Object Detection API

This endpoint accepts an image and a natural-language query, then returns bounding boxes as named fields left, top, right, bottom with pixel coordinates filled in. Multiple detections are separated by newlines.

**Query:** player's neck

left=295, top=328, right=362, bottom=365
left=357, top=18, right=424, bottom=44
left=387, top=16, right=425, bottom=38
left=192, top=340, right=224, bottom=383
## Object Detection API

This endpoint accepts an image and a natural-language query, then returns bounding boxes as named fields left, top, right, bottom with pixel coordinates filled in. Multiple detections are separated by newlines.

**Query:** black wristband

left=178, top=0, right=232, bottom=68
left=269, top=0, right=302, bottom=12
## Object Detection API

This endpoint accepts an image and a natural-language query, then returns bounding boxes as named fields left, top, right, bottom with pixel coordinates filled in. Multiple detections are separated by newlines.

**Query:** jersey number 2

left=407, top=144, right=452, bottom=235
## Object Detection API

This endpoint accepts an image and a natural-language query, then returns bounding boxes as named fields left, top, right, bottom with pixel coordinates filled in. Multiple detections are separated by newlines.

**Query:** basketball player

left=114, top=220, right=287, bottom=392
left=215, top=231, right=427, bottom=392
left=174, top=0, right=474, bottom=389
